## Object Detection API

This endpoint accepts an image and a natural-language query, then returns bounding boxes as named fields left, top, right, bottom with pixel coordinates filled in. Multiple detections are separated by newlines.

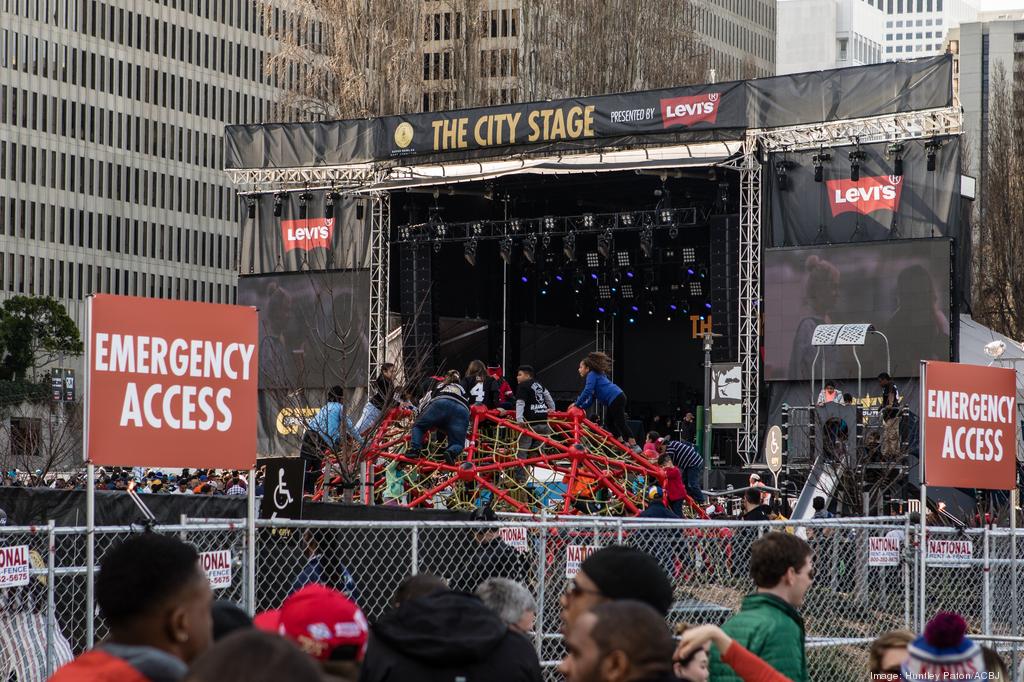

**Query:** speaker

left=709, top=214, right=739, bottom=363
left=400, top=242, right=436, bottom=375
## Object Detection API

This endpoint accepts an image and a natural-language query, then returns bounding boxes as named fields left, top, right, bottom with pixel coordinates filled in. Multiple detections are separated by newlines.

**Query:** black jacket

left=451, top=536, right=529, bottom=593
left=358, top=591, right=543, bottom=682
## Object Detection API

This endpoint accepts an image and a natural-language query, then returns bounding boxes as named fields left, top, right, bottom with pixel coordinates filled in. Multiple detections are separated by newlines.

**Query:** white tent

left=958, top=314, right=1024, bottom=400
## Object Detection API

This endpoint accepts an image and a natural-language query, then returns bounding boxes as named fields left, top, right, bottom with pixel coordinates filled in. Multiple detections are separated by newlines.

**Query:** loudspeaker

left=400, top=243, right=436, bottom=375
left=709, top=214, right=739, bottom=363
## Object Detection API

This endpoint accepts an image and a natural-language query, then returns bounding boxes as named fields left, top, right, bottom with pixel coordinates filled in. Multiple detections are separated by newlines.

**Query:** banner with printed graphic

left=225, top=57, right=952, bottom=168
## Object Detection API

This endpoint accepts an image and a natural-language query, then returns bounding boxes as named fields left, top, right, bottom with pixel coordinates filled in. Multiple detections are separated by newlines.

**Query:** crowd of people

left=0, top=467, right=263, bottom=497
left=41, top=528, right=1011, bottom=682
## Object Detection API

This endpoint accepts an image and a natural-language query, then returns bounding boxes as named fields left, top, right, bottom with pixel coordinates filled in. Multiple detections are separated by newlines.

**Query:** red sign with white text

left=923, top=361, right=1017, bottom=490
left=87, top=295, right=257, bottom=470
left=825, top=175, right=903, bottom=216
left=660, top=93, right=720, bottom=128
left=281, top=218, right=334, bottom=251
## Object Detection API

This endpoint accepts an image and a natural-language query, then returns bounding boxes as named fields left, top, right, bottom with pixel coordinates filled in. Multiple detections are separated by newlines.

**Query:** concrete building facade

left=0, top=0, right=294, bottom=336
left=777, top=0, right=886, bottom=74
left=860, top=0, right=978, bottom=59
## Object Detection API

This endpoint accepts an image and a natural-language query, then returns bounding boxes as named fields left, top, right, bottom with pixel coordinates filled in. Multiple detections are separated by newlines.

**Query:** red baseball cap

left=255, top=584, right=369, bottom=662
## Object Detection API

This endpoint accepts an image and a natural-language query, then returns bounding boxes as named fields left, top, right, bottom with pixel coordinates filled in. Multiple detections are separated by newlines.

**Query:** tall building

left=0, top=0, right=294, bottom=336
left=777, top=0, right=886, bottom=74
left=860, top=0, right=978, bottom=58
left=945, top=12, right=1024, bottom=188
left=692, top=0, right=777, bottom=79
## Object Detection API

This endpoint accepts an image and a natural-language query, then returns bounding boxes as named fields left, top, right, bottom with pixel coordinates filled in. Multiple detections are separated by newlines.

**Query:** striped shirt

left=666, top=439, right=703, bottom=469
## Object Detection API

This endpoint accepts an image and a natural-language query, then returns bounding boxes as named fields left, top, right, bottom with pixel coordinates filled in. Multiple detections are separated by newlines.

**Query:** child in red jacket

left=658, top=453, right=687, bottom=516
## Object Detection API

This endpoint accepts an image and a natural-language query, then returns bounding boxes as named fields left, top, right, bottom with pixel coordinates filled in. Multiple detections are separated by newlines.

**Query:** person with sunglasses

left=559, top=546, right=673, bottom=634
left=707, top=532, right=814, bottom=682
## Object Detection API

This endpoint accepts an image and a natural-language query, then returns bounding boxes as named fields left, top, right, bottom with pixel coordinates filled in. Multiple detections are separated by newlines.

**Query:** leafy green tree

left=0, top=296, right=83, bottom=381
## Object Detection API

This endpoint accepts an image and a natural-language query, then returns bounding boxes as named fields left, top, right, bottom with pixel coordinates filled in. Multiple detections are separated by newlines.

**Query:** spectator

left=559, top=546, right=673, bottom=633
left=673, top=624, right=792, bottom=682
left=388, top=573, right=448, bottom=610
left=811, top=496, right=833, bottom=520
left=224, top=478, right=246, bottom=496
left=210, top=601, right=252, bottom=642
left=643, top=432, right=661, bottom=461
left=476, top=578, right=537, bottom=635
left=359, top=585, right=543, bottom=682
left=661, top=437, right=705, bottom=504
left=902, top=612, right=985, bottom=680
left=708, top=532, right=813, bottom=682
left=50, top=533, right=213, bottom=681
left=816, top=381, right=842, bottom=405
left=679, top=412, right=697, bottom=444
left=185, top=629, right=322, bottom=682
left=868, top=630, right=913, bottom=677
left=842, top=393, right=855, bottom=405
left=354, top=362, right=397, bottom=437
left=741, top=488, right=771, bottom=521
left=558, top=600, right=675, bottom=682
left=981, top=646, right=1008, bottom=680
left=172, top=479, right=193, bottom=495
left=291, top=530, right=357, bottom=599
left=256, top=583, right=367, bottom=682
left=638, top=486, right=679, bottom=520
left=658, top=454, right=687, bottom=517
left=878, top=372, right=901, bottom=459
left=450, top=505, right=528, bottom=592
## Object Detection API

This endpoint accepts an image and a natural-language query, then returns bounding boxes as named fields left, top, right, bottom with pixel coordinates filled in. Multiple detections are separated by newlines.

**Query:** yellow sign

left=276, top=407, right=319, bottom=435
left=430, top=105, right=596, bottom=152
left=690, top=315, right=713, bottom=339
left=394, top=122, right=414, bottom=149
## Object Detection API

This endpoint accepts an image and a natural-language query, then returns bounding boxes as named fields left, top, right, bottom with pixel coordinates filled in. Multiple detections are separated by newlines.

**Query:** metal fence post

left=983, top=525, right=991, bottom=635
left=615, top=518, right=623, bottom=545
left=1011, top=489, right=1019, bottom=682
left=411, top=524, right=419, bottom=575
left=85, top=461, right=95, bottom=647
left=535, top=514, right=548, bottom=656
left=903, top=513, right=911, bottom=630
left=246, top=469, right=256, bottom=615
left=46, top=520, right=55, bottom=677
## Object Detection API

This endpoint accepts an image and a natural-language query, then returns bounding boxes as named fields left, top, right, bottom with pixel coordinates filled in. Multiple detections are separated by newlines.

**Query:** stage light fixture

left=848, top=148, right=866, bottom=182
left=622, top=284, right=636, bottom=299
left=598, top=285, right=612, bottom=300
left=586, top=251, right=600, bottom=269
left=647, top=301, right=656, bottom=316
left=471, top=221, right=484, bottom=235
left=520, top=275, right=529, bottom=283
left=464, top=239, right=478, bottom=266
left=325, top=193, right=337, bottom=219
left=555, top=274, right=564, bottom=282
left=597, top=229, right=613, bottom=259
left=640, top=227, right=654, bottom=258
left=523, top=234, right=538, bottom=263
left=298, top=192, right=312, bottom=219
left=597, top=306, right=606, bottom=314
left=433, top=240, right=442, bottom=253
left=621, top=213, right=634, bottom=227
left=811, top=151, right=830, bottom=183
left=542, top=233, right=552, bottom=249
left=511, top=219, right=523, bottom=232
left=247, top=199, right=256, bottom=219
left=681, top=246, right=696, bottom=262
left=668, top=227, right=679, bottom=239
left=925, top=139, right=941, bottom=172
left=500, top=237, right=514, bottom=265
left=616, top=251, right=631, bottom=268
left=660, top=209, right=674, bottom=224
left=564, top=232, right=577, bottom=261
left=888, top=142, right=905, bottom=177
left=689, top=281, right=703, bottom=297
left=582, top=214, right=594, bottom=228
left=273, top=193, right=283, bottom=217
left=774, top=160, right=792, bottom=191
left=718, top=182, right=730, bottom=205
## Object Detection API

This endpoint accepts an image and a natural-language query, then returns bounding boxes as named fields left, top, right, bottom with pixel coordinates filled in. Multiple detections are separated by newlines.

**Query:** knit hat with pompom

left=902, top=612, right=984, bottom=680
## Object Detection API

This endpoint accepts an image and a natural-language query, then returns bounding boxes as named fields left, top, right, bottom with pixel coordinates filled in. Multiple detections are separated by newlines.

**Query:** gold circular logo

left=394, top=122, right=414, bottom=149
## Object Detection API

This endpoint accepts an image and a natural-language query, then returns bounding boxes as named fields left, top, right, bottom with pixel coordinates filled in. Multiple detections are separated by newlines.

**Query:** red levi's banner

left=660, top=93, right=721, bottom=128
left=923, top=361, right=1017, bottom=490
left=825, top=175, right=903, bottom=216
left=86, top=295, right=258, bottom=470
left=281, top=218, right=334, bottom=251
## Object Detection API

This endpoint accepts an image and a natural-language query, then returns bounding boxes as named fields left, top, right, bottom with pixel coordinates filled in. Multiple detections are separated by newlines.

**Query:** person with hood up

left=358, top=585, right=543, bottom=682
left=450, top=505, right=529, bottom=593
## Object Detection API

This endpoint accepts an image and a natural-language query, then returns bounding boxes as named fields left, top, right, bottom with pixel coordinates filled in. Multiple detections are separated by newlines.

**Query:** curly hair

left=582, top=352, right=613, bottom=375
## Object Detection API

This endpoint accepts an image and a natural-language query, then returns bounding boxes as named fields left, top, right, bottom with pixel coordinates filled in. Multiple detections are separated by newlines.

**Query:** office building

left=693, top=0, right=777, bottom=79
left=777, top=0, right=886, bottom=74
left=861, top=0, right=978, bottom=58
left=0, top=0, right=295, bottom=336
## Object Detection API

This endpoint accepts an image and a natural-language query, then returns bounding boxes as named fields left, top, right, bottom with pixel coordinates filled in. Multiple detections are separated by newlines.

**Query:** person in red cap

left=255, top=583, right=368, bottom=682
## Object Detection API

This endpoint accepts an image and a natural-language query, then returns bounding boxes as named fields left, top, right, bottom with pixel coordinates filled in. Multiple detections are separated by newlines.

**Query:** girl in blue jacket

left=573, top=352, right=631, bottom=441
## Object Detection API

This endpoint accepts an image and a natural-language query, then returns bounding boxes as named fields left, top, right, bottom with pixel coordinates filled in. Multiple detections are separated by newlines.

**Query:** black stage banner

left=768, top=136, right=961, bottom=246
left=241, top=191, right=369, bottom=274
left=225, top=56, right=952, bottom=169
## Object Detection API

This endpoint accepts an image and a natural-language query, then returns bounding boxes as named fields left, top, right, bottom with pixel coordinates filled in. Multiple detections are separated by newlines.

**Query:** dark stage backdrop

left=764, top=239, right=952, bottom=382
left=238, top=271, right=370, bottom=456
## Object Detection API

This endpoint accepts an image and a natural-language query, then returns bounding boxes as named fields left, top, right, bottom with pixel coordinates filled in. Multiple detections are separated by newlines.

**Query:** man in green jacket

left=708, top=531, right=813, bottom=682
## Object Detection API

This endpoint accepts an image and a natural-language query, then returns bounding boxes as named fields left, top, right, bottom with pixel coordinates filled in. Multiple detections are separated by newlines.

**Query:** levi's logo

left=281, top=219, right=334, bottom=251
left=660, top=92, right=720, bottom=128
left=825, top=175, right=903, bottom=216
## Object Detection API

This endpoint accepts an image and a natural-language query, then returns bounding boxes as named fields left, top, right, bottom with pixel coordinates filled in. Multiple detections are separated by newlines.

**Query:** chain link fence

left=1, top=515, right=1021, bottom=681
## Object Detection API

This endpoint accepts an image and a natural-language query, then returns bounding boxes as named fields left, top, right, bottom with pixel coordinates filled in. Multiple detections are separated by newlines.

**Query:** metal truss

left=368, top=192, right=391, bottom=383
left=737, top=134, right=762, bottom=466
left=754, top=107, right=962, bottom=153
left=391, top=207, right=704, bottom=244
left=226, top=165, right=381, bottom=194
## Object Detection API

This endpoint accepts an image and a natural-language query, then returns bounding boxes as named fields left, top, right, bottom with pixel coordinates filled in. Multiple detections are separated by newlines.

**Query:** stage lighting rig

left=597, top=229, right=613, bottom=260
left=564, top=232, right=577, bottom=261
left=681, top=246, right=697, bottom=262
left=500, top=237, right=514, bottom=265
left=273, top=193, right=283, bottom=217
left=659, top=209, right=674, bottom=224
left=616, top=251, right=631, bottom=268
left=925, top=139, right=942, bottom=172
left=523, top=234, right=538, bottom=263
left=464, top=239, right=478, bottom=266
left=640, top=227, right=654, bottom=258
left=887, top=142, right=905, bottom=177
left=598, top=284, right=612, bottom=299
left=620, top=213, right=634, bottom=227
left=848, top=145, right=866, bottom=182
left=717, top=182, right=730, bottom=210
left=298, top=192, right=313, bottom=219
left=471, top=221, right=484, bottom=236
left=689, top=281, right=703, bottom=297
left=511, top=219, right=523, bottom=232
left=812, top=151, right=831, bottom=183
left=247, top=198, right=257, bottom=219
left=582, top=213, right=594, bottom=228
left=774, top=160, right=794, bottom=191
left=325, top=192, right=338, bottom=219
left=622, top=284, right=636, bottom=299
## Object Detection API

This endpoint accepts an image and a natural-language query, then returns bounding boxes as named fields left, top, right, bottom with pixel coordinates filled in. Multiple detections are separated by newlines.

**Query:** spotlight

left=620, top=213, right=634, bottom=227
left=597, top=229, right=613, bottom=259
left=247, top=198, right=256, bottom=219
left=433, top=240, right=442, bottom=254
left=622, top=284, right=636, bottom=299
left=523, top=234, right=537, bottom=263
left=273, top=193, right=283, bottom=217
left=325, top=193, right=337, bottom=219
left=464, top=239, right=478, bottom=266
left=542, top=233, right=552, bottom=249
left=681, top=246, right=696, bottom=262
left=616, top=251, right=630, bottom=268
left=500, top=237, right=513, bottom=265
left=659, top=209, right=673, bottom=224
left=582, top=214, right=594, bottom=228
left=668, top=227, right=679, bottom=239
left=299, top=192, right=312, bottom=219
left=774, top=160, right=793, bottom=191
left=598, top=285, right=612, bottom=299
left=564, top=233, right=577, bottom=261
left=812, top=151, right=831, bottom=183
left=520, top=275, right=528, bottom=283
left=718, top=182, right=730, bottom=205
left=640, top=227, right=654, bottom=258
left=925, top=139, right=941, bottom=172
left=689, top=281, right=703, bottom=296
left=888, top=142, right=905, bottom=177
left=511, top=219, right=523, bottom=232
left=848, top=147, right=866, bottom=182
left=471, top=222, right=484, bottom=236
